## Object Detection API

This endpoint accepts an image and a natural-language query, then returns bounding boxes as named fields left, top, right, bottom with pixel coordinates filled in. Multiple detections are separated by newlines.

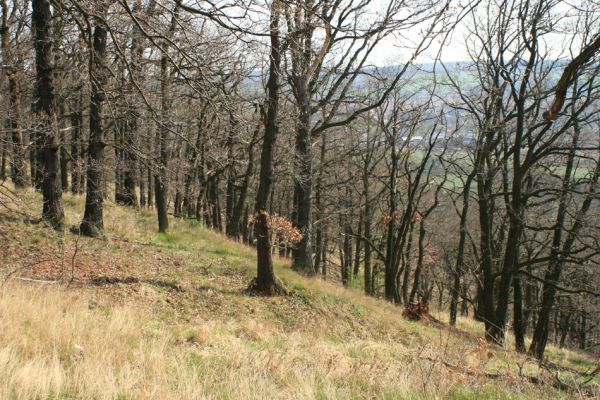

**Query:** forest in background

left=1, top=0, right=600, bottom=365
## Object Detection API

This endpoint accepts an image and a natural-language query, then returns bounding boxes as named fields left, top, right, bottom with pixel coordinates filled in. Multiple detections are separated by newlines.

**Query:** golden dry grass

left=0, top=184, right=597, bottom=399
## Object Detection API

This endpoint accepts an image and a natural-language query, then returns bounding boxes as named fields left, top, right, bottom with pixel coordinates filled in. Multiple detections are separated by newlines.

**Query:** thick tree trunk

left=33, top=0, right=64, bottom=230
left=80, top=12, right=107, bottom=238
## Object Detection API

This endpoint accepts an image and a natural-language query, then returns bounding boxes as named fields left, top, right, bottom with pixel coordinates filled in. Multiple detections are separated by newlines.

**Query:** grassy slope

left=0, top=187, right=598, bottom=400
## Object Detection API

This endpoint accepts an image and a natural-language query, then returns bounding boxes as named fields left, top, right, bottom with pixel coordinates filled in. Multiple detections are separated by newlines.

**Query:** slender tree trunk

left=70, top=103, right=83, bottom=194
left=229, top=124, right=257, bottom=239
left=558, top=313, right=571, bottom=349
left=58, top=104, right=69, bottom=191
left=410, top=219, right=426, bottom=303
left=139, top=165, right=146, bottom=207
left=7, top=71, right=26, bottom=188
left=579, top=313, right=587, bottom=350
left=342, top=223, right=352, bottom=286
left=513, top=275, right=526, bottom=352
left=353, top=213, right=363, bottom=278
left=154, top=6, right=177, bottom=233
left=252, top=0, right=282, bottom=295
left=0, top=142, right=5, bottom=181
left=114, top=120, right=125, bottom=204
left=225, top=113, right=236, bottom=235
left=147, top=166, right=153, bottom=208
left=450, top=172, right=475, bottom=325
left=401, top=220, right=415, bottom=304
left=384, top=138, right=398, bottom=302
left=291, top=75, right=314, bottom=274
left=1, top=3, right=27, bottom=188
left=313, top=133, right=326, bottom=274
left=363, top=205, right=373, bottom=295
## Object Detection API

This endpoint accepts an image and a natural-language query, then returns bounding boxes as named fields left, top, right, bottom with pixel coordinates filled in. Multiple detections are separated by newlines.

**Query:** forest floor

left=0, top=184, right=599, bottom=399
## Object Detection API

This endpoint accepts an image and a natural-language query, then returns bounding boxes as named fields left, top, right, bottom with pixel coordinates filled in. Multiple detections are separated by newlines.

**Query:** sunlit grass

left=0, top=182, right=596, bottom=399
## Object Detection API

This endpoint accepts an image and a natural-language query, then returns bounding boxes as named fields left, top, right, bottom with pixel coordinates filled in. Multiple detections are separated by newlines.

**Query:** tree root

left=246, top=277, right=288, bottom=296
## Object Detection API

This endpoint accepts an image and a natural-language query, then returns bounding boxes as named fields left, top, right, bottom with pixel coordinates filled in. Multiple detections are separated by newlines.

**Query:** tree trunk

left=1, top=3, right=27, bottom=188
left=6, top=69, right=26, bottom=188
left=291, top=75, right=314, bottom=274
left=513, top=275, right=526, bottom=352
left=252, top=0, right=282, bottom=295
left=69, top=101, right=83, bottom=195
left=79, top=10, right=107, bottom=238
left=313, top=133, right=326, bottom=274
left=450, top=172, right=475, bottom=325
left=58, top=103, right=69, bottom=191
left=139, top=165, right=146, bottom=207
left=353, top=213, right=363, bottom=278
left=33, top=0, right=64, bottom=230
left=154, top=6, right=177, bottom=233
left=342, top=223, right=352, bottom=287
left=147, top=166, right=153, bottom=208
left=401, top=221, right=415, bottom=304
left=229, top=122, right=257, bottom=239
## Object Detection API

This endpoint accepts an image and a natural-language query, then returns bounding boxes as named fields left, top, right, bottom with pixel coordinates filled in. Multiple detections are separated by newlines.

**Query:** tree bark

left=513, top=275, right=526, bottom=352
left=79, top=9, right=108, bottom=238
left=32, top=0, right=64, bottom=230
left=252, top=0, right=282, bottom=295
left=291, top=74, right=314, bottom=274
left=154, top=6, right=178, bottom=233
left=1, top=1, right=27, bottom=188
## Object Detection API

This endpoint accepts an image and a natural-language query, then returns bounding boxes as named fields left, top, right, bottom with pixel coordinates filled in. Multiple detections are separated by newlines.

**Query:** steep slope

left=0, top=186, right=598, bottom=399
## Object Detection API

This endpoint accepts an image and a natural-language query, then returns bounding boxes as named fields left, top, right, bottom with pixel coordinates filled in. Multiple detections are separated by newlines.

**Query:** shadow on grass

left=90, top=276, right=184, bottom=292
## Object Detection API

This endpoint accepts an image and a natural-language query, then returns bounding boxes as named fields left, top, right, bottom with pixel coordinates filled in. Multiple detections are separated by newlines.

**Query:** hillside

left=0, top=186, right=598, bottom=399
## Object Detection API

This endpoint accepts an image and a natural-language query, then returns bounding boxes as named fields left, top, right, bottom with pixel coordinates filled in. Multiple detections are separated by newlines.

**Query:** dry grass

left=0, top=183, right=597, bottom=399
